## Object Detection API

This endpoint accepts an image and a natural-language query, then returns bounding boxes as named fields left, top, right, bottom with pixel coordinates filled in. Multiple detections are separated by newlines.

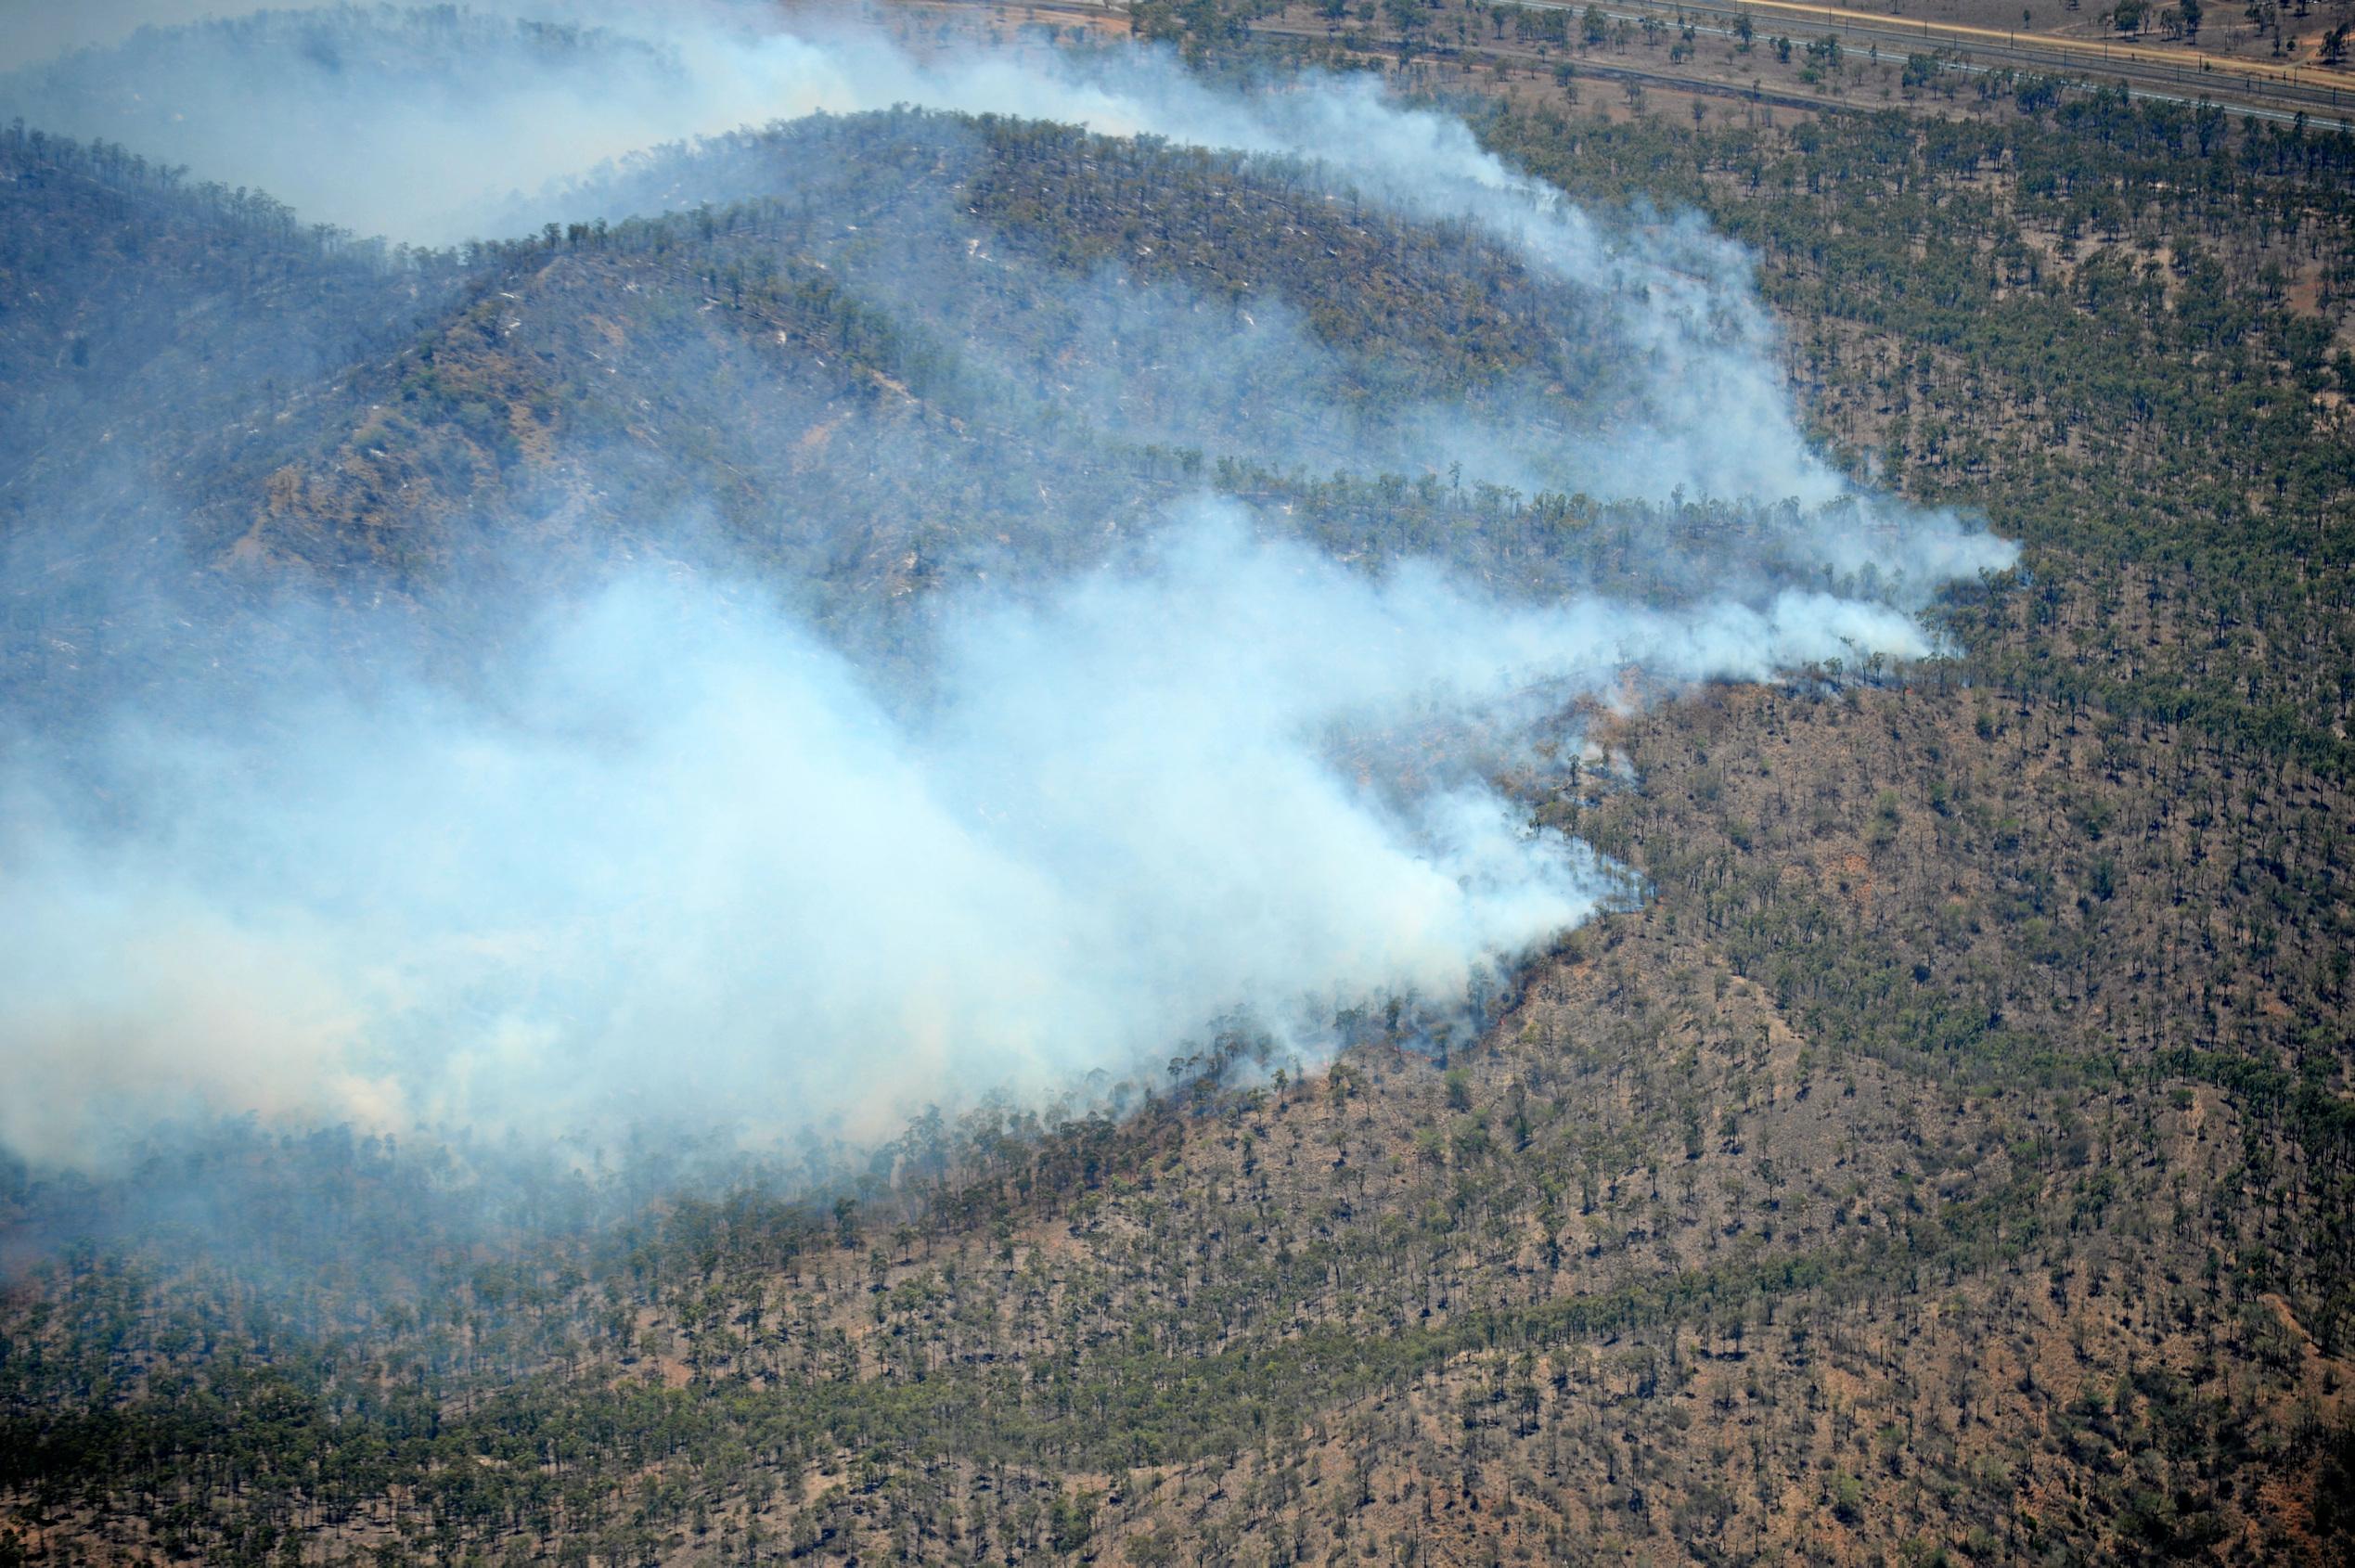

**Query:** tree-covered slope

left=1, top=13, right=2352, bottom=1568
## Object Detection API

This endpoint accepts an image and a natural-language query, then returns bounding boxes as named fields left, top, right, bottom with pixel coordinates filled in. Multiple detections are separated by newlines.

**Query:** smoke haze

left=0, top=2, right=2015, bottom=1172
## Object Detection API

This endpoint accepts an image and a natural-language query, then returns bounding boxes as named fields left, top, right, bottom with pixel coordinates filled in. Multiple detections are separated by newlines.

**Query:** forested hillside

left=2, top=103, right=1883, bottom=710
left=1, top=7, right=2352, bottom=1567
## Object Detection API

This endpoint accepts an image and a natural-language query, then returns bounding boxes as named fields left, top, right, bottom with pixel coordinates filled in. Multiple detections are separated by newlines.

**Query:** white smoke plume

left=0, top=3, right=2016, bottom=1168
left=1, top=511, right=1937, bottom=1164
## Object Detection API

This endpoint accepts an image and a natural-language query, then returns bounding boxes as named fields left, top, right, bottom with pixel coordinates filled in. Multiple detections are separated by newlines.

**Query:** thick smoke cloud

left=0, top=3, right=2015, bottom=1170
left=2, top=511, right=1937, bottom=1165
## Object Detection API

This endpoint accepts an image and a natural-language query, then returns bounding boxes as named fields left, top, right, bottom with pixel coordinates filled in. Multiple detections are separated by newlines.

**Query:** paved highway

left=1505, top=0, right=2355, bottom=126
left=933, top=0, right=2355, bottom=127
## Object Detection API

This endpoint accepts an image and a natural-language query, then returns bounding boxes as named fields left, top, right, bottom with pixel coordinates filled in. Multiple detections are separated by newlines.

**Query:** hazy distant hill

left=1, top=103, right=1847, bottom=719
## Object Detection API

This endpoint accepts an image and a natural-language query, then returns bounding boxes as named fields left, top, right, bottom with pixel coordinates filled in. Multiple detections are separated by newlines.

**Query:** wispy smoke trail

left=3, top=2, right=2008, bottom=579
